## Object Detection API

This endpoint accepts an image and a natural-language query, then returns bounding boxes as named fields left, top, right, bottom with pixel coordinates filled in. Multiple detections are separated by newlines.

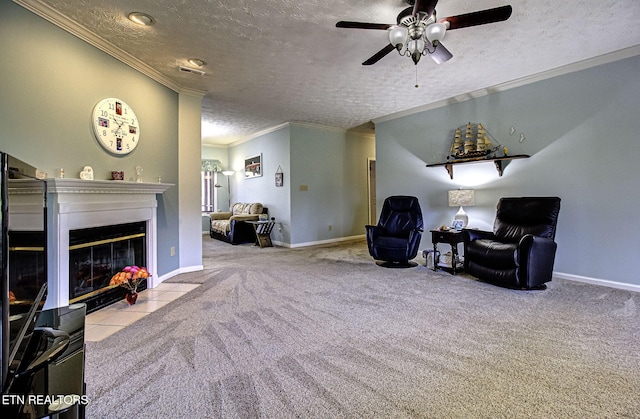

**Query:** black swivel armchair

left=366, top=196, right=424, bottom=267
left=462, top=197, right=561, bottom=290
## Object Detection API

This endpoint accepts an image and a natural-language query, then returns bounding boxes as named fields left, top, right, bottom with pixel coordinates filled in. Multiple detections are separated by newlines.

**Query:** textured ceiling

left=20, top=0, right=640, bottom=145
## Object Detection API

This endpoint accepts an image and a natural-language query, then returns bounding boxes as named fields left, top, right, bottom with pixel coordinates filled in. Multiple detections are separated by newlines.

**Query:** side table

left=247, top=220, right=275, bottom=248
left=430, top=229, right=464, bottom=274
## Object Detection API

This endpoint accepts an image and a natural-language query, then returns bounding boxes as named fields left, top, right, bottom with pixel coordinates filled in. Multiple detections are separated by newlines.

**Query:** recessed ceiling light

left=128, top=12, right=155, bottom=26
left=187, top=58, right=207, bottom=67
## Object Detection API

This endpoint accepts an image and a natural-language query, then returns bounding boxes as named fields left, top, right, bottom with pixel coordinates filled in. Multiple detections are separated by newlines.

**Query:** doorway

left=367, top=158, right=376, bottom=225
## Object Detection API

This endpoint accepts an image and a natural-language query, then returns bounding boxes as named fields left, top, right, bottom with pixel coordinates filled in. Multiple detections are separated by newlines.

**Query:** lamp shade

left=407, top=38, right=426, bottom=54
left=426, top=22, right=447, bottom=43
left=448, top=189, right=475, bottom=207
left=388, top=26, right=408, bottom=49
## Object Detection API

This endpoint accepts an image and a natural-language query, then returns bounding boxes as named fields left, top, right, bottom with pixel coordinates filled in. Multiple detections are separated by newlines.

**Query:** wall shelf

left=426, top=154, right=530, bottom=179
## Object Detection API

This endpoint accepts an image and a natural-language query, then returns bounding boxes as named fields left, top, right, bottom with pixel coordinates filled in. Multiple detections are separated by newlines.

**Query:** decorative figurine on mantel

left=135, top=165, right=143, bottom=183
left=79, top=166, right=94, bottom=180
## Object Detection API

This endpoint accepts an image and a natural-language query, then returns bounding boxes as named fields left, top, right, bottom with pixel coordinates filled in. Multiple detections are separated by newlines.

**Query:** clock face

left=91, top=98, right=140, bottom=155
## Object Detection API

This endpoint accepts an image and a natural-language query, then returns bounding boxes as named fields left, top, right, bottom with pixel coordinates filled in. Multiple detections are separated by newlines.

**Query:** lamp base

left=454, top=206, right=469, bottom=228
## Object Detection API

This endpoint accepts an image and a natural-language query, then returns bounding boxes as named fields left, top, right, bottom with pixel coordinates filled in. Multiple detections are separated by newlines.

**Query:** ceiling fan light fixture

left=426, top=22, right=447, bottom=44
left=128, top=12, right=155, bottom=26
left=388, top=26, right=408, bottom=50
left=407, top=38, right=425, bottom=54
left=336, top=3, right=513, bottom=72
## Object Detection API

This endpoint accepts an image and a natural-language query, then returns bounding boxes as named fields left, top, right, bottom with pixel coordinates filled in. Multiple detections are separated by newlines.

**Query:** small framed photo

left=244, top=154, right=262, bottom=178
left=275, top=172, right=283, bottom=187
left=451, top=220, right=464, bottom=230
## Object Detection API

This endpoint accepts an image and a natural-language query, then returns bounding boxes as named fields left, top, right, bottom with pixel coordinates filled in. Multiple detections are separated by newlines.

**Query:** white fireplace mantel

left=9, top=178, right=172, bottom=309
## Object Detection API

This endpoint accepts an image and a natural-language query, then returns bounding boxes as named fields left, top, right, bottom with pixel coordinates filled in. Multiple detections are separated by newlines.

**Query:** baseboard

left=554, top=271, right=640, bottom=293
left=151, top=265, right=203, bottom=287
left=277, top=234, right=366, bottom=249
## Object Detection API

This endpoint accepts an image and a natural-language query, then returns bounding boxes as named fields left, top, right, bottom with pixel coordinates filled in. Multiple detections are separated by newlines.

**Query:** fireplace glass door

left=69, top=222, right=146, bottom=303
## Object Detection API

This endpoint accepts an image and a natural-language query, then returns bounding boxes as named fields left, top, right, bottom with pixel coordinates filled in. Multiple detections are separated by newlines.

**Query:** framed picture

left=244, top=154, right=262, bottom=178
left=275, top=165, right=283, bottom=187
left=451, top=220, right=464, bottom=230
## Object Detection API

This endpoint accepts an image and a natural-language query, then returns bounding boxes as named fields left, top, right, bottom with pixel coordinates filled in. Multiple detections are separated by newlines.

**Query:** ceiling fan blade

left=336, top=21, right=392, bottom=30
left=428, top=42, right=453, bottom=64
left=413, top=0, right=439, bottom=17
left=440, top=5, right=513, bottom=30
left=363, top=44, right=396, bottom=66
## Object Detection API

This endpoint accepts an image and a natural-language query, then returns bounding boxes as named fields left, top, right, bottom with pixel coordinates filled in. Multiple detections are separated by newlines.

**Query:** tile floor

left=84, top=282, right=200, bottom=342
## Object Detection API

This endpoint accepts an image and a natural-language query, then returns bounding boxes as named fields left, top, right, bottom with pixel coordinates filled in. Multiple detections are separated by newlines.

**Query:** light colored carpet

left=84, top=237, right=640, bottom=418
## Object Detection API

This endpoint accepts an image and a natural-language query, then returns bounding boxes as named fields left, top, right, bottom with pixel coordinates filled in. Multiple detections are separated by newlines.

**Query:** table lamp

left=448, top=189, right=475, bottom=228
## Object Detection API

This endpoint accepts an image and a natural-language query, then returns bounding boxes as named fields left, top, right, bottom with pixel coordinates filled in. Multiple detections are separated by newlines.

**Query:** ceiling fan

left=336, top=0, right=512, bottom=66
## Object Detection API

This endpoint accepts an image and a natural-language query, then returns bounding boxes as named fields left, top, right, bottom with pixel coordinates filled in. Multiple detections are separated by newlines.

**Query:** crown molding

left=373, top=45, right=640, bottom=125
left=13, top=0, right=191, bottom=94
left=227, top=123, right=291, bottom=147
left=225, top=121, right=375, bottom=148
left=179, top=87, right=207, bottom=97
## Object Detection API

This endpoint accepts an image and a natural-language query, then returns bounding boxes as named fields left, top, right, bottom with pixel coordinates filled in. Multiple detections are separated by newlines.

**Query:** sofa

left=209, top=202, right=267, bottom=244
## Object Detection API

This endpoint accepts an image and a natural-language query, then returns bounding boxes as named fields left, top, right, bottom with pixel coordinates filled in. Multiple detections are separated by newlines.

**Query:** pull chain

left=415, top=65, right=419, bottom=88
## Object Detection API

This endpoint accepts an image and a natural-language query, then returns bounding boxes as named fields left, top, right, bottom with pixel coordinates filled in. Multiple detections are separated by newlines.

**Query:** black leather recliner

left=366, top=196, right=424, bottom=267
left=462, top=197, right=561, bottom=289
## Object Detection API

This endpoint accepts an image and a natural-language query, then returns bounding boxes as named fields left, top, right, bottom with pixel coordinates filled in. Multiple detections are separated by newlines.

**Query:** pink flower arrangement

left=109, top=265, right=150, bottom=293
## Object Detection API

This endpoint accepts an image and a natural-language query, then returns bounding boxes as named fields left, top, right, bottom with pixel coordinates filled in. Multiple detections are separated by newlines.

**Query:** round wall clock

left=91, top=98, right=140, bottom=155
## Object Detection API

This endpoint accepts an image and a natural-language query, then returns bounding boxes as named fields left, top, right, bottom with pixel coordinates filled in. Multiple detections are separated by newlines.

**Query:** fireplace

left=8, top=178, right=171, bottom=310
left=69, top=222, right=147, bottom=312
left=9, top=222, right=150, bottom=313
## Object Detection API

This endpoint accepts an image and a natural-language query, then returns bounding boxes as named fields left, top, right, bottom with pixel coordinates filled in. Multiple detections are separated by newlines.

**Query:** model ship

left=449, top=123, right=501, bottom=160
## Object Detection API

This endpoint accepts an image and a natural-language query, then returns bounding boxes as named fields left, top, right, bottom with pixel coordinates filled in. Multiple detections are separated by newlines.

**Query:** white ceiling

left=17, top=0, right=640, bottom=145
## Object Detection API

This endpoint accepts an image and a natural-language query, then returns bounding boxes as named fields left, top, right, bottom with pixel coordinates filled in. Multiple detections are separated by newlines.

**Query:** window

left=201, top=159, right=222, bottom=213
left=201, top=170, right=217, bottom=212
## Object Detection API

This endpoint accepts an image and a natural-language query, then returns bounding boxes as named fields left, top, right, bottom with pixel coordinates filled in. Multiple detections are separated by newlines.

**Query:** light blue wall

left=228, top=126, right=292, bottom=243
left=290, top=125, right=374, bottom=245
left=0, top=1, right=181, bottom=276
left=224, top=124, right=375, bottom=246
left=375, top=54, right=640, bottom=286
